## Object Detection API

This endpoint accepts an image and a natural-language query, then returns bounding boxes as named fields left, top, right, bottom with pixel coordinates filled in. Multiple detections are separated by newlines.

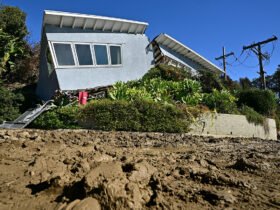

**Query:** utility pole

left=215, top=47, right=234, bottom=81
left=243, top=36, right=278, bottom=89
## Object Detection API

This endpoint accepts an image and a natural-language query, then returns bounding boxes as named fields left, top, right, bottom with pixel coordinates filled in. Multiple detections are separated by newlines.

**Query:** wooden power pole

left=215, top=47, right=234, bottom=80
left=243, top=36, right=278, bottom=89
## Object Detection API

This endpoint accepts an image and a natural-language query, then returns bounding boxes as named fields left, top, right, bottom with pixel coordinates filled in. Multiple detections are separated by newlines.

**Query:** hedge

left=30, top=106, right=80, bottom=129
left=238, top=89, right=277, bottom=116
left=79, top=99, right=191, bottom=133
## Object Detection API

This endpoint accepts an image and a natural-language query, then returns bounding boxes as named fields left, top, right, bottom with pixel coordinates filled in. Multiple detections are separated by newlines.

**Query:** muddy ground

left=0, top=129, right=279, bottom=210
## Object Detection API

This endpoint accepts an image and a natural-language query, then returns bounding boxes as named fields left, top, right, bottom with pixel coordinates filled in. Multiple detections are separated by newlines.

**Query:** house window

left=94, top=45, right=109, bottom=65
left=75, top=44, right=93, bottom=66
left=110, top=46, right=122, bottom=65
left=53, top=43, right=75, bottom=66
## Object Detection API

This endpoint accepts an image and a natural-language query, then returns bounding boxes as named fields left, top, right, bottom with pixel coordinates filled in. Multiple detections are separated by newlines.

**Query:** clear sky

left=2, top=0, right=280, bottom=80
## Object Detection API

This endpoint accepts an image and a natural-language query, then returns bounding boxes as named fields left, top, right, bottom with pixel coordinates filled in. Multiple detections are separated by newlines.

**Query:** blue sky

left=2, top=0, right=280, bottom=80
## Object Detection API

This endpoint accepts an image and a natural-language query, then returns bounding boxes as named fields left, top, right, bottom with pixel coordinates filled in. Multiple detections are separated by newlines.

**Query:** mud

left=0, top=129, right=279, bottom=210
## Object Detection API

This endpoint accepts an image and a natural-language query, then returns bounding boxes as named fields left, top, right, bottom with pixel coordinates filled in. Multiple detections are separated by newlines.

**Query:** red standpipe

left=79, top=91, right=88, bottom=105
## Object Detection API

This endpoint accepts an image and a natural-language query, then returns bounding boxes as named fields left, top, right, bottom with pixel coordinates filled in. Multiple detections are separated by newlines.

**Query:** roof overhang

left=154, top=34, right=224, bottom=73
left=43, top=10, right=148, bottom=34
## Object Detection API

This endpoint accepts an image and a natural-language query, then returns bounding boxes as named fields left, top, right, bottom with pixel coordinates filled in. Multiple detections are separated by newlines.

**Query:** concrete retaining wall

left=189, top=113, right=277, bottom=140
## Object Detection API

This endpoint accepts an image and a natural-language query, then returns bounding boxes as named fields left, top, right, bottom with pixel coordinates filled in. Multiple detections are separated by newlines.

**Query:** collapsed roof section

left=43, top=10, right=148, bottom=34
left=153, top=33, right=224, bottom=73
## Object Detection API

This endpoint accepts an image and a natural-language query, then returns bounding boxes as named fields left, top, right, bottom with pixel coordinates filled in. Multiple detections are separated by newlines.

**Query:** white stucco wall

left=45, top=26, right=154, bottom=91
left=189, top=113, right=277, bottom=140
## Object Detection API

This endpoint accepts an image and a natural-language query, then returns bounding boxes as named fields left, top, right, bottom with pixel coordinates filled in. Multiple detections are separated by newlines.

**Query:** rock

left=200, top=189, right=236, bottom=205
left=231, top=158, right=260, bottom=172
left=84, top=161, right=124, bottom=189
left=199, top=159, right=208, bottom=167
left=63, top=199, right=80, bottom=210
left=72, top=197, right=101, bottom=210
left=17, top=131, right=30, bottom=139
left=28, top=156, right=67, bottom=184
left=128, top=161, right=157, bottom=184
left=79, top=159, right=91, bottom=173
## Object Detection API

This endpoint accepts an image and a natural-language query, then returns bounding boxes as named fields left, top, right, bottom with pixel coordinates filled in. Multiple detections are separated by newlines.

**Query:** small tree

left=0, top=5, right=30, bottom=82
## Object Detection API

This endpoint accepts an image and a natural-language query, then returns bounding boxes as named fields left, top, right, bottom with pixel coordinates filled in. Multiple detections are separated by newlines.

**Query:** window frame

left=50, top=41, right=123, bottom=68
left=51, top=42, right=77, bottom=68
left=47, top=41, right=57, bottom=71
left=73, top=42, right=95, bottom=67
left=109, top=44, right=123, bottom=66
left=93, top=44, right=111, bottom=67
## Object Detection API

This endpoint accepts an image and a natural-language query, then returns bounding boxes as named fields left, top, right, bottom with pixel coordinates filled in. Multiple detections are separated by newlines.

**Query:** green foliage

left=240, top=105, right=265, bottom=125
left=31, top=106, right=80, bottom=129
left=196, top=69, right=224, bottom=93
left=108, top=82, right=153, bottom=101
left=14, top=84, right=40, bottom=112
left=173, top=79, right=203, bottom=106
left=203, top=89, right=238, bottom=114
left=269, top=65, right=280, bottom=98
left=0, top=6, right=28, bottom=39
left=0, top=29, right=25, bottom=76
left=238, top=89, right=277, bottom=116
left=239, top=77, right=252, bottom=90
left=108, top=78, right=203, bottom=106
left=0, top=6, right=32, bottom=82
left=142, top=64, right=191, bottom=81
left=79, top=99, right=190, bottom=133
left=0, top=85, right=24, bottom=122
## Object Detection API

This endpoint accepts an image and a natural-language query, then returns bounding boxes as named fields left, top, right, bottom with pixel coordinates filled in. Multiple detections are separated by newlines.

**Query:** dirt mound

left=0, top=129, right=279, bottom=209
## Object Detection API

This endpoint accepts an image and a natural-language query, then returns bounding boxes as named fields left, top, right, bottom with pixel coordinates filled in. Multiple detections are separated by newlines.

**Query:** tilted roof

left=154, top=34, right=224, bottom=73
left=43, top=10, right=148, bottom=34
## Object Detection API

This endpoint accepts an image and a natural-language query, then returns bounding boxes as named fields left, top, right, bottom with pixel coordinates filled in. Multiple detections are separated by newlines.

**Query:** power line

left=243, top=35, right=278, bottom=89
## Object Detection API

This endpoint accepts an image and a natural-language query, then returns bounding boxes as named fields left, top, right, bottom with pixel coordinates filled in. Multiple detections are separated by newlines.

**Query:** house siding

left=36, top=32, right=60, bottom=100
left=43, top=26, right=154, bottom=92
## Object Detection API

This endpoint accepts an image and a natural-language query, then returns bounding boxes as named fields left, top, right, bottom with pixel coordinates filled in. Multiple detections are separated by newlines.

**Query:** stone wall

left=189, top=113, right=277, bottom=140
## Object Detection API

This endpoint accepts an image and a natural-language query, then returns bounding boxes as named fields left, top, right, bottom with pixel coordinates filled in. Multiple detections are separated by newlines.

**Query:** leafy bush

left=0, top=86, right=24, bottom=122
left=14, top=84, right=40, bottom=112
left=203, top=89, right=238, bottom=114
left=195, top=69, right=224, bottom=93
left=79, top=99, right=190, bottom=133
left=238, top=89, right=277, bottom=116
left=240, top=105, right=265, bottom=125
left=109, top=78, right=203, bottom=106
left=31, top=106, right=80, bottom=129
left=142, top=64, right=191, bottom=81
left=172, top=79, right=203, bottom=106
left=108, top=82, right=153, bottom=101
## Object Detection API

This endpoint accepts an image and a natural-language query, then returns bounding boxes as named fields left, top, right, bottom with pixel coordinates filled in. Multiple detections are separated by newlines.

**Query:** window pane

left=110, top=46, right=122, bottom=65
left=53, top=43, right=75, bottom=66
left=94, top=45, right=108, bottom=65
left=75, top=44, right=93, bottom=66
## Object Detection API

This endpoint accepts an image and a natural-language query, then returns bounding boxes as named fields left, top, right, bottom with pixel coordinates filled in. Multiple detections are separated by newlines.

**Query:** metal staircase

left=0, top=100, right=54, bottom=129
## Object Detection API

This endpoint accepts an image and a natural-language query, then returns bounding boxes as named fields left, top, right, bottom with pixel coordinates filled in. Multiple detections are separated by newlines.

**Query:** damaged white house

left=37, top=10, right=223, bottom=100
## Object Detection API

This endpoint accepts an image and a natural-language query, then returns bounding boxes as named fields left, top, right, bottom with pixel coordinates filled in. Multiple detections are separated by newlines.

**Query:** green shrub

left=14, top=84, right=40, bottom=112
left=196, top=69, right=224, bottom=93
left=240, top=105, right=265, bottom=125
left=142, top=64, right=191, bottom=81
left=238, top=89, right=277, bottom=116
left=0, top=86, right=23, bottom=122
left=31, top=106, right=80, bottom=129
left=79, top=99, right=190, bottom=133
left=172, top=79, right=203, bottom=106
left=108, top=82, right=153, bottom=101
left=203, top=89, right=238, bottom=114
left=109, top=78, right=203, bottom=106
